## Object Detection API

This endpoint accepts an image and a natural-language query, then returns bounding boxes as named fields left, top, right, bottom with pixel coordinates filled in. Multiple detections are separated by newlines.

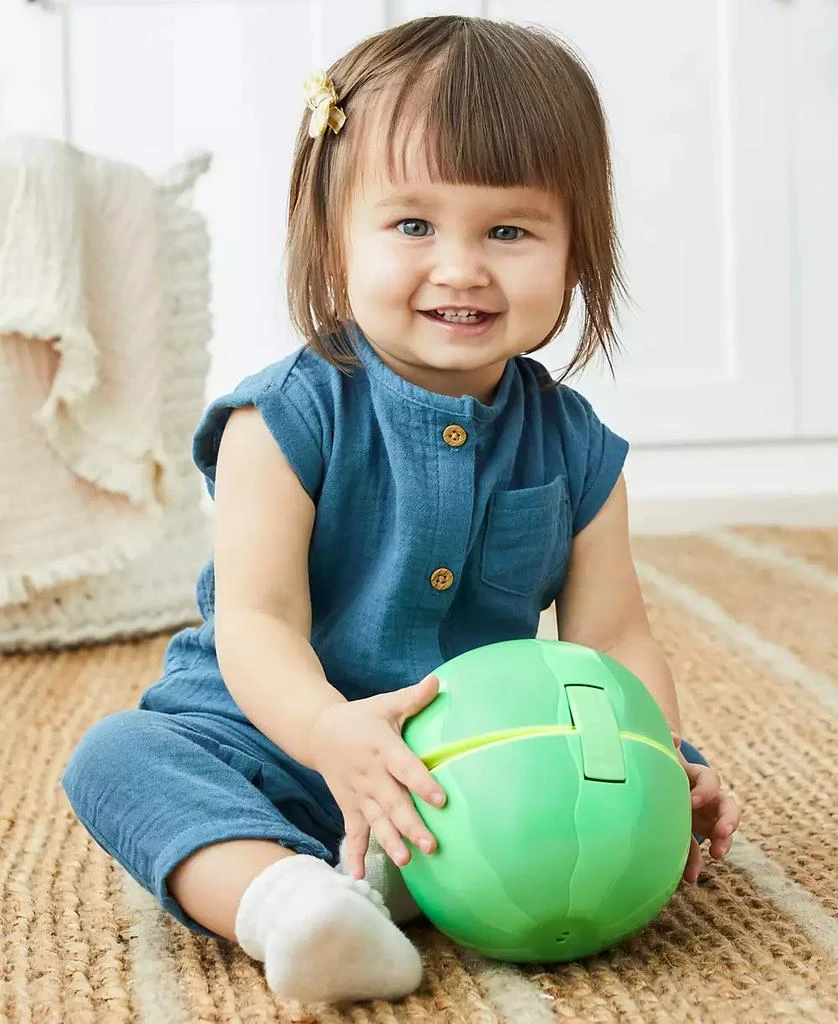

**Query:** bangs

left=345, top=24, right=598, bottom=199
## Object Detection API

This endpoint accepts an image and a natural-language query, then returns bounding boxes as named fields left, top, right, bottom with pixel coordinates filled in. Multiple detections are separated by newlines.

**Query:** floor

left=2, top=524, right=837, bottom=1022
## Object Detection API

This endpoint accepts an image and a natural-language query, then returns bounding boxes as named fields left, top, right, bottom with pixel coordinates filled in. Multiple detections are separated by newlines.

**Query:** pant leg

left=679, top=739, right=709, bottom=768
left=61, top=707, right=343, bottom=939
left=135, top=656, right=345, bottom=864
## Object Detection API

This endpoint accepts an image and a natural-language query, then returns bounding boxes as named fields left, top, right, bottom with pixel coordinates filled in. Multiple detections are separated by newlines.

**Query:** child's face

left=345, top=166, right=575, bottom=402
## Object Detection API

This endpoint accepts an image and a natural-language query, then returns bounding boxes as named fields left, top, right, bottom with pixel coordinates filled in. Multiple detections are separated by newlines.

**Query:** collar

left=350, top=325, right=517, bottom=423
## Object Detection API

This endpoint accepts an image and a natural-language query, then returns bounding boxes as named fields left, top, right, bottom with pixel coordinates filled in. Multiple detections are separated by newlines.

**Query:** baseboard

left=624, top=439, right=838, bottom=506
left=629, top=493, right=838, bottom=534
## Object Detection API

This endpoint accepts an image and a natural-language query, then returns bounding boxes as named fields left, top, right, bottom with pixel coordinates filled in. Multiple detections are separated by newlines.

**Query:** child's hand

left=310, top=674, right=446, bottom=880
left=680, top=754, right=741, bottom=883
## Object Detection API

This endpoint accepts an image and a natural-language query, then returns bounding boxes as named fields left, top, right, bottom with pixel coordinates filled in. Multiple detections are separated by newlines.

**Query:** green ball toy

left=400, top=639, right=691, bottom=962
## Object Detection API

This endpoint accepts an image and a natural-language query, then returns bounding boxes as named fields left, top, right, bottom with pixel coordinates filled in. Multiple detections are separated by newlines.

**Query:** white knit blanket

left=0, top=136, right=171, bottom=607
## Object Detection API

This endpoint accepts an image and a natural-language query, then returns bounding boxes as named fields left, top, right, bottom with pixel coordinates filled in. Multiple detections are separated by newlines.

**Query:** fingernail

left=420, top=838, right=433, bottom=854
left=432, top=792, right=445, bottom=806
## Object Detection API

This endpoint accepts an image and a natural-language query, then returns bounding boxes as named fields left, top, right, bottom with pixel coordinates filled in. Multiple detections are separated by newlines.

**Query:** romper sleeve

left=557, top=385, right=629, bottom=535
left=192, top=350, right=326, bottom=501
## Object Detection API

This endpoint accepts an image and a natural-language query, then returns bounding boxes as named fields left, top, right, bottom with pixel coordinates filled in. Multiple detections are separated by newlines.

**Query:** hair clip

left=303, top=70, right=347, bottom=139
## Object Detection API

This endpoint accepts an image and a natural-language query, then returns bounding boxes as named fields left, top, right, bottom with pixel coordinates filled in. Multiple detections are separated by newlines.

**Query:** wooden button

left=442, top=425, right=468, bottom=448
left=430, top=567, right=454, bottom=591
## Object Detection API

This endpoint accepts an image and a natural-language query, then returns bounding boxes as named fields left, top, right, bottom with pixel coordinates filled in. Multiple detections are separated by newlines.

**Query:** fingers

left=391, top=673, right=441, bottom=726
left=387, top=745, right=446, bottom=810
left=683, top=758, right=742, bottom=859
left=708, top=792, right=741, bottom=860
left=716, top=792, right=742, bottom=837
left=339, top=768, right=439, bottom=875
left=363, top=801, right=412, bottom=867
left=708, top=835, right=734, bottom=861
left=687, top=763, right=723, bottom=809
left=683, top=837, right=703, bottom=883
left=363, top=774, right=438, bottom=863
left=341, top=813, right=370, bottom=880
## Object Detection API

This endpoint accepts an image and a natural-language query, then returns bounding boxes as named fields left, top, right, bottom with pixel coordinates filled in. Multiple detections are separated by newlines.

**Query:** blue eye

left=490, top=225, right=525, bottom=241
left=397, top=219, right=434, bottom=237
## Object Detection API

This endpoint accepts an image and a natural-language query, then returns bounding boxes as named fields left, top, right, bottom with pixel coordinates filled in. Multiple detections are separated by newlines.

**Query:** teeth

left=436, top=309, right=482, bottom=321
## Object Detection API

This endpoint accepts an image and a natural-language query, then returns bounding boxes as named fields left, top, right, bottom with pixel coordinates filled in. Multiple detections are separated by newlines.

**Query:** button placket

left=428, top=415, right=474, bottom=595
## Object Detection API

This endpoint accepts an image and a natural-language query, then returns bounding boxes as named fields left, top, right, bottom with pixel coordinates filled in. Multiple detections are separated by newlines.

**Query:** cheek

left=349, top=242, right=418, bottom=311
left=506, top=255, right=568, bottom=317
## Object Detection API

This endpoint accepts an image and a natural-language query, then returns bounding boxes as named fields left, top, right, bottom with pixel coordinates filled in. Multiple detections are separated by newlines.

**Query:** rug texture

left=2, top=525, right=837, bottom=1023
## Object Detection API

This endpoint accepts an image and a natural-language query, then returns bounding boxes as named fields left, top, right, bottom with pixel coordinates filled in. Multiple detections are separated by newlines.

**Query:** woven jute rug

left=2, top=525, right=837, bottom=1023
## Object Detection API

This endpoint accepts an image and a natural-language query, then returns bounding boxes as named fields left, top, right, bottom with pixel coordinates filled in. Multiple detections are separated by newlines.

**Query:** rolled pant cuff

left=150, top=821, right=333, bottom=938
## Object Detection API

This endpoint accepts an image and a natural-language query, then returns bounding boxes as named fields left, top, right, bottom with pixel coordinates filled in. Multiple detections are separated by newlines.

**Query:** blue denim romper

left=62, top=334, right=705, bottom=938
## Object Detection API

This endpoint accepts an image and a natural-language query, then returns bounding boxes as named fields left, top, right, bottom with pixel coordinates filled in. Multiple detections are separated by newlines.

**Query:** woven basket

left=0, top=153, right=213, bottom=651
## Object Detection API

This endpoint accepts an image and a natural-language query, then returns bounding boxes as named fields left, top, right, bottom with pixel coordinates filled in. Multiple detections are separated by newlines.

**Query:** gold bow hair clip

left=303, top=70, right=347, bottom=139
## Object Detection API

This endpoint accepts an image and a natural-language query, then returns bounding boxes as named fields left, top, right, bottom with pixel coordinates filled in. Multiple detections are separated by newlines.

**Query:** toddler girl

left=63, top=14, right=740, bottom=1006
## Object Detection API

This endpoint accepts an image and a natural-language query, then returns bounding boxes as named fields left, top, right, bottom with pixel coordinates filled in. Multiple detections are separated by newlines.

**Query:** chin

left=416, top=349, right=495, bottom=373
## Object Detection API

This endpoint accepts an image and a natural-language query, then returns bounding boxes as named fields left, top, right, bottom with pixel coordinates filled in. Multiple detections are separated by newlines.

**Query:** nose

left=428, top=239, right=491, bottom=290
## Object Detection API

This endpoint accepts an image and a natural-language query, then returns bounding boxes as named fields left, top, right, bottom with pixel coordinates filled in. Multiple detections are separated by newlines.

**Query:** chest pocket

left=480, top=476, right=571, bottom=598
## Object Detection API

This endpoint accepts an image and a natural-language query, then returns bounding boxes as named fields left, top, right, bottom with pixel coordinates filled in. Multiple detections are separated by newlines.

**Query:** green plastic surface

left=565, top=685, right=625, bottom=782
left=400, top=639, right=691, bottom=963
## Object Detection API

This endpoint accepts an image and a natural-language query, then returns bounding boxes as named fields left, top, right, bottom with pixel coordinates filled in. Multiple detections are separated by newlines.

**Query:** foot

left=235, top=854, right=422, bottom=1004
left=265, top=881, right=422, bottom=1002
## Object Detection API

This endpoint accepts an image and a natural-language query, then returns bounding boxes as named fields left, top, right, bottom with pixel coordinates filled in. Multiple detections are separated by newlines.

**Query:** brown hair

left=287, top=15, right=623, bottom=381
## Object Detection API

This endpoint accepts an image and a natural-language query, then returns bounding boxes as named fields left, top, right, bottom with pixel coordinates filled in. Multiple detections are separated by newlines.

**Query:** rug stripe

left=710, top=529, right=838, bottom=594
left=732, top=525, right=838, bottom=574
left=635, top=560, right=838, bottom=717
left=727, top=835, right=838, bottom=959
left=122, top=873, right=194, bottom=1024
left=634, top=533, right=838, bottom=681
left=457, top=950, right=556, bottom=1023
left=637, top=556, right=838, bottom=952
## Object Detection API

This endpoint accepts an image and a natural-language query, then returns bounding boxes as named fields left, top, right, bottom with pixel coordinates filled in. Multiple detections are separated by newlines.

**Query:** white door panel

left=489, top=0, right=795, bottom=444
left=790, top=0, right=838, bottom=438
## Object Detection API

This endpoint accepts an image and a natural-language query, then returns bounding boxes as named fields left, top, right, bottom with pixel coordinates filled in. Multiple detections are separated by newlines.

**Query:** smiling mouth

left=420, top=309, right=498, bottom=325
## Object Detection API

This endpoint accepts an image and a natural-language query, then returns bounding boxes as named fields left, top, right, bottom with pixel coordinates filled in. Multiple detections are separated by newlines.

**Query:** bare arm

left=212, top=407, right=346, bottom=768
left=556, top=474, right=682, bottom=738
left=557, top=475, right=742, bottom=881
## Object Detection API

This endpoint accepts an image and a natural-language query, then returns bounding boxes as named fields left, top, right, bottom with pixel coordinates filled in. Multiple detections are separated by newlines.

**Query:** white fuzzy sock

left=234, top=854, right=422, bottom=1004
left=337, top=834, right=423, bottom=925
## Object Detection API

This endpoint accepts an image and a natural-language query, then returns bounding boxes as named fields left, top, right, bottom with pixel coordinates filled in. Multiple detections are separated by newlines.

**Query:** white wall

left=2, top=0, right=837, bottom=511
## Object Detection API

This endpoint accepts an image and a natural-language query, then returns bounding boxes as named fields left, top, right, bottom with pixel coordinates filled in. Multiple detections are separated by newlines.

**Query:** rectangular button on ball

left=565, top=685, right=626, bottom=782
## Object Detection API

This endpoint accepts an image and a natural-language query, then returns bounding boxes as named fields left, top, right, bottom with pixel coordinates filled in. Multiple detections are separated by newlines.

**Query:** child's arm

left=212, top=407, right=347, bottom=766
left=212, top=408, right=444, bottom=875
left=555, top=473, right=681, bottom=738
left=557, top=473, right=740, bottom=879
